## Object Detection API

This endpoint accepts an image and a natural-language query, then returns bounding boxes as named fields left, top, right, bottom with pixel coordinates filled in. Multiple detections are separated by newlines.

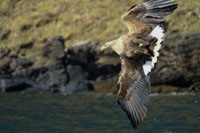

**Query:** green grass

left=0, top=0, right=199, bottom=55
left=168, top=0, right=200, bottom=34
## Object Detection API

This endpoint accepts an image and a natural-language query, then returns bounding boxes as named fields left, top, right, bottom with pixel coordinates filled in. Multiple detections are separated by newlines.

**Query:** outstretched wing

left=122, top=0, right=178, bottom=35
left=117, top=58, right=151, bottom=129
left=117, top=0, right=178, bottom=128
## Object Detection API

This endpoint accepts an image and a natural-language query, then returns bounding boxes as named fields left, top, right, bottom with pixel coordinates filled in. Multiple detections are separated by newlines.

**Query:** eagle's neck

left=110, top=37, right=124, bottom=55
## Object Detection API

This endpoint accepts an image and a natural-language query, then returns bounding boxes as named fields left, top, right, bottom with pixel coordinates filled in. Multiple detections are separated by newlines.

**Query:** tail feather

left=143, top=26, right=165, bottom=76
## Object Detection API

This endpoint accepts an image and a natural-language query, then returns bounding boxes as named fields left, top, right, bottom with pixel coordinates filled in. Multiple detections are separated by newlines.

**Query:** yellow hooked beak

left=139, top=43, right=143, bottom=47
left=101, top=45, right=106, bottom=51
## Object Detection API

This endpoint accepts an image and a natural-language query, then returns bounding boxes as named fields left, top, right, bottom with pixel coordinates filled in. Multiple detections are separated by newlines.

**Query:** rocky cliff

left=0, top=33, right=199, bottom=94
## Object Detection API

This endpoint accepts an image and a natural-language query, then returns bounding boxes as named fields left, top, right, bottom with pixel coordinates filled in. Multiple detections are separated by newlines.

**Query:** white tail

left=143, top=26, right=165, bottom=76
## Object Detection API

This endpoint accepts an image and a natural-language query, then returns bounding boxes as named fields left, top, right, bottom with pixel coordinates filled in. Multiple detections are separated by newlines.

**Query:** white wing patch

left=143, top=26, right=165, bottom=76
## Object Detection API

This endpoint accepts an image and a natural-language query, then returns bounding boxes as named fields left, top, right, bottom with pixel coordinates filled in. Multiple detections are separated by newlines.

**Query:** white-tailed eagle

left=101, top=0, right=178, bottom=129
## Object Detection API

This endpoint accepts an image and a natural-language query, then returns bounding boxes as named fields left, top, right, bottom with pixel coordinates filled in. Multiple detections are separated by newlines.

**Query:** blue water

left=0, top=93, right=199, bottom=133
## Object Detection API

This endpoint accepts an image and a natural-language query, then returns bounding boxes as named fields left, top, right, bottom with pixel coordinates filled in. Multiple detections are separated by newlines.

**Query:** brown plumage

left=101, top=0, right=178, bottom=129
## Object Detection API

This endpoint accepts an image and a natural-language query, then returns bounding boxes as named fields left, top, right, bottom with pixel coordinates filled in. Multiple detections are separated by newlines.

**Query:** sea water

left=0, top=92, right=199, bottom=133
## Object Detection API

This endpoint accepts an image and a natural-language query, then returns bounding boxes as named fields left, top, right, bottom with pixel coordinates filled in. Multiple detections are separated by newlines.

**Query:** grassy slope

left=0, top=0, right=200, bottom=53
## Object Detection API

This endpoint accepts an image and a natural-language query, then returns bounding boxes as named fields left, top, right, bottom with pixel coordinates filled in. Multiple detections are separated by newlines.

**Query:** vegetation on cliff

left=0, top=0, right=200, bottom=52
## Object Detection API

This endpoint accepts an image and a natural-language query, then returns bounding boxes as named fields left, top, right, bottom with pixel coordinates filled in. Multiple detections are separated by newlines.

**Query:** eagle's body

left=101, top=0, right=178, bottom=129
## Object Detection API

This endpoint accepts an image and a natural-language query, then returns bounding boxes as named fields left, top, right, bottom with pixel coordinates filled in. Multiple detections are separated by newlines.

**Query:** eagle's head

left=100, top=41, right=114, bottom=51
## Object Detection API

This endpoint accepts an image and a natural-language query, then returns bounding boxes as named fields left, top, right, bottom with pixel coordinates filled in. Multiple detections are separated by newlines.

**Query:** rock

left=65, top=42, right=120, bottom=80
left=66, top=41, right=95, bottom=66
left=60, top=80, right=94, bottom=95
left=92, top=76, right=118, bottom=93
left=67, top=65, right=88, bottom=81
left=0, top=36, right=97, bottom=94
left=0, top=75, right=55, bottom=93
left=0, top=36, right=69, bottom=93
left=0, top=76, right=31, bottom=92
left=1, top=33, right=199, bottom=94
left=0, top=56, right=11, bottom=75
left=30, top=36, right=69, bottom=89
left=0, top=49, right=11, bottom=75
left=34, top=36, right=66, bottom=67
left=151, top=33, right=200, bottom=89
left=34, top=64, right=68, bottom=89
left=31, top=36, right=69, bottom=89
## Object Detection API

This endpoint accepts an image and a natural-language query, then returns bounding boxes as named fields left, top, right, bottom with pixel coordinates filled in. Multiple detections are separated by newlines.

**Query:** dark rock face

left=0, top=36, right=92, bottom=94
left=0, top=76, right=32, bottom=92
left=0, top=33, right=199, bottom=94
left=60, top=80, right=93, bottom=95
left=151, top=33, right=200, bottom=90
left=32, top=36, right=69, bottom=90
left=65, top=41, right=121, bottom=80
left=0, top=36, right=67, bottom=92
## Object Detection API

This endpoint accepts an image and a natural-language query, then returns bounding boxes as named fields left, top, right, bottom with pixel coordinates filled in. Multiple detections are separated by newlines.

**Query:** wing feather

left=118, top=58, right=151, bottom=129
left=121, top=0, right=177, bottom=34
